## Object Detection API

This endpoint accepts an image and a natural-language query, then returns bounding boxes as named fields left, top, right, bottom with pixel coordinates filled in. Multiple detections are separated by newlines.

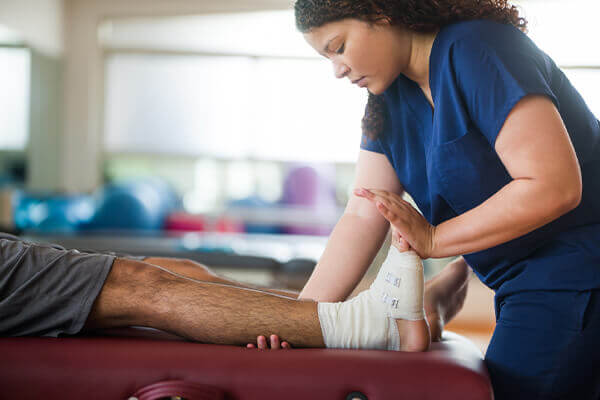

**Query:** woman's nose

left=333, top=61, right=350, bottom=79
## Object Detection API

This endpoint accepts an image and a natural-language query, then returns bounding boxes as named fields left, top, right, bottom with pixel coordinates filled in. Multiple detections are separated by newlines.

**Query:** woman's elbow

left=556, top=180, right=582, bottom=214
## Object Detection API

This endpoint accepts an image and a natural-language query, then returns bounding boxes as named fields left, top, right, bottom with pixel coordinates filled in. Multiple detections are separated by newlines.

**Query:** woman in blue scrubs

left=293, top=0, right=600, bottom=398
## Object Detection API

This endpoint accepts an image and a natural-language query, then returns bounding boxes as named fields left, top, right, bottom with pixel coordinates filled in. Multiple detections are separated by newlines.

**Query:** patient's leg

left=84, top=257, right=429, bottom=351
left=85, top=258, right=325, bottom=347
left=143, top=255, right=470, bottom=344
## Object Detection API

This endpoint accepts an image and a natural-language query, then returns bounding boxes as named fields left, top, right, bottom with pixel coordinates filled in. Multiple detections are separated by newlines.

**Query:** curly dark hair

left=294, top=0, right=528, bottom=140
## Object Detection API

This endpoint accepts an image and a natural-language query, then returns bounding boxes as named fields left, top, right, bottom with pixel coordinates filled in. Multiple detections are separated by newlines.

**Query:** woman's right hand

left=246, top=334, right=292, bottom=350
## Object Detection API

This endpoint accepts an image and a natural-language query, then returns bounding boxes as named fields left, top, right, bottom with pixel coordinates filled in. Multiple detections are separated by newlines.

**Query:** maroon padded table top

left=0, top=329, right=492, bottom=400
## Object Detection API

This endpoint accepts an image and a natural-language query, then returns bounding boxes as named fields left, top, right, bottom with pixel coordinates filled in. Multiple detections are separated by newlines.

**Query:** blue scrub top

left=361, top=20, right=600, bottom=296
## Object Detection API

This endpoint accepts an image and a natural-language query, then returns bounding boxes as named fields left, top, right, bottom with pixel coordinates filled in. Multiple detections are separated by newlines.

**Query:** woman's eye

left=336, top=43, right=345, bottom=54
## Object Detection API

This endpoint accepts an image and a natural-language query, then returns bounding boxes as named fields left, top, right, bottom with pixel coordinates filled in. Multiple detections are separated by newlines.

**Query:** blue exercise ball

left=82, top=179, right=180, bottom=231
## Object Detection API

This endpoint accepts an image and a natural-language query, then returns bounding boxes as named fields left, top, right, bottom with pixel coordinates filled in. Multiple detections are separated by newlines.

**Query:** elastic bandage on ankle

left=318, top=292, right=400, bottom=350
left=369, top=247, right=425, bottom=321
left=317, top=247, right=424, bottom=350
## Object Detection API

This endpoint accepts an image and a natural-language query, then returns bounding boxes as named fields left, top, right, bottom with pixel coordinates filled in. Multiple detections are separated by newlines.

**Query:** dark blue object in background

left=14, top=192, right=94, bottom=233
left=227, top=196, right=282, bottom=234
left=81, top=179, right=181, bottom=231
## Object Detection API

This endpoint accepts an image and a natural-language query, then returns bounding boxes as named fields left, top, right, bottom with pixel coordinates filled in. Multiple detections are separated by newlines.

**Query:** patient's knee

left=86, top=258, right=175, bottom=329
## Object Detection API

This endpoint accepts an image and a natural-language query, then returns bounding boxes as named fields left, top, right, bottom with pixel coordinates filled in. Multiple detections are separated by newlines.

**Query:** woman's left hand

left=354, top=188, right=437, bottom=259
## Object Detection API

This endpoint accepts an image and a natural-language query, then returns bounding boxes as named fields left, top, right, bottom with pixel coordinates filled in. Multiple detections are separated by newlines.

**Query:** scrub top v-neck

left=360, top=19, right=600, bottom=296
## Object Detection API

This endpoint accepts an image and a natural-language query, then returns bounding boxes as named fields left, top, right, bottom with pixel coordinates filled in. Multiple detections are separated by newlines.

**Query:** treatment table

left=0, top=328, right=493, bottom=399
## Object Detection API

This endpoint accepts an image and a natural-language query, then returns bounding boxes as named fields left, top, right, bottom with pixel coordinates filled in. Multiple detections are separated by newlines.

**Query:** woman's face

left=303, top=18, right=411, bottom=95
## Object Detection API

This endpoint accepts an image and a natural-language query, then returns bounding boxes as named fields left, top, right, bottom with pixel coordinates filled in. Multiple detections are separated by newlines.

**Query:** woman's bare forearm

left=298, top=212, right=389, bottom=302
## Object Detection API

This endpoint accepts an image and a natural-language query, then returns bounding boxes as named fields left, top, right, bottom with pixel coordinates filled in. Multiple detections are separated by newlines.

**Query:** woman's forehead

left=302, top=25, right=339, bottom=54
left=303, top=19, right=362, bottom=43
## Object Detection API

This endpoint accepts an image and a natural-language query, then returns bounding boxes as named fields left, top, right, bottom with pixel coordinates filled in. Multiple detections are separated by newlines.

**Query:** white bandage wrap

left=318, top=291, right=400, bottom=350
left=369, top=247, right=425, bottom=321
left=317, top=247, right=424, bottom=350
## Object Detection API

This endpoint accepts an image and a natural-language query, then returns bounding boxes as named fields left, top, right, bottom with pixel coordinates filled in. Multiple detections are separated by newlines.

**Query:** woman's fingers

left=367, top=188, right=395, bottom=199
left=355, top=188, right=406, bottom=210
left=368, top=192, right=395, bottom=214
left=370, top=189, right=412, bottom=210
left=270, top=334, right=281, bottom=349
left=376, top=200, right=400, bottom=224
left=246, top=335, right=291, bottom=350
left=396, top=235, right=411, bottom=252
left=269, top=335, right=292, bottom=350
left=355, top=188, right=404, bottom=225
left=391, top=229, right=411, bottom=251
left=399, top=240, right=411, bottom=252
left=258, top=335, right=267, bottom=350
left=357, top=188, right=397, bottom=202
left=356, top=187, right=436, bottom=259
left=353, top=188, right=374, bottom=198
left=354, top=188, right=391, bottom=203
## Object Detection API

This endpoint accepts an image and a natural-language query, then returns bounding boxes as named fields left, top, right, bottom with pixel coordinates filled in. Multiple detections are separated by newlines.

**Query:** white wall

left=61, top=0, right=293, bottom=193
left=0, top=0, right=63, bottom=56
left=0, top=0, right=64, bottom=192
left=1, top=0, right=294, bottom=193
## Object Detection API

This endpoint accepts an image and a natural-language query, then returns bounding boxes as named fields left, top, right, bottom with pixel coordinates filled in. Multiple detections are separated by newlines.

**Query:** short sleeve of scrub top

left=449, top=35, right=559, bottom=147
left=360, top=129, right=385, bottom=154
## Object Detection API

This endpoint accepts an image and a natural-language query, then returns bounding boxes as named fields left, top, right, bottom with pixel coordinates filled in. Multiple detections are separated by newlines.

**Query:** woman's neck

left=403, top=29, right=439, bottom=90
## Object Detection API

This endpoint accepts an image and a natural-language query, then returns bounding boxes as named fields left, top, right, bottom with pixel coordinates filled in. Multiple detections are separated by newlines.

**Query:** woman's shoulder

left=432, top=19, right=546, bottom=82
left=436, top=20, right=536, bottom=60
left=439, top=19, right=521, bottom=44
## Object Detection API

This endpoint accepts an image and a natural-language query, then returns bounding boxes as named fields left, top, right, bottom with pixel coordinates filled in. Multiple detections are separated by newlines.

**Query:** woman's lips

left=354, top=76, right=367, bottom=88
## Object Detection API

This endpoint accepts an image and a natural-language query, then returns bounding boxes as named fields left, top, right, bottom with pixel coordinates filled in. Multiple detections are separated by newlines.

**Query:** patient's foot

left=319, top=243, right=464, bottom=352
left=423, top=258, right=471, bottom=341
left=395, top=318, right=430, bottom=352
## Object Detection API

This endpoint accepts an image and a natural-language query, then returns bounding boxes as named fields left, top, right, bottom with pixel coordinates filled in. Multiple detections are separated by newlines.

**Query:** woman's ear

left=367, top=14, right=394, bottom=33
left=370, top=13, right=392, bottom=27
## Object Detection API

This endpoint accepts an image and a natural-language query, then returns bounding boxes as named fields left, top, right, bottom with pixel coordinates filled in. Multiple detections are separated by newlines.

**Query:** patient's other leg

left=423, top=257, right=471, bottom=341
left=143, top=257, right=299, bottom=299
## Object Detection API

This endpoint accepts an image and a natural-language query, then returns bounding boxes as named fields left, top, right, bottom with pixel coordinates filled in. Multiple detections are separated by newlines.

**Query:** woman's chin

left=367, top=86, right=383, bottom=95
left=365, top=81, right=388, bottom=95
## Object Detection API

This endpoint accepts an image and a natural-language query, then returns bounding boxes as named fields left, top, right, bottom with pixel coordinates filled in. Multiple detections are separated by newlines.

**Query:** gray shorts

left=0, top=232, right=142, bottom=337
